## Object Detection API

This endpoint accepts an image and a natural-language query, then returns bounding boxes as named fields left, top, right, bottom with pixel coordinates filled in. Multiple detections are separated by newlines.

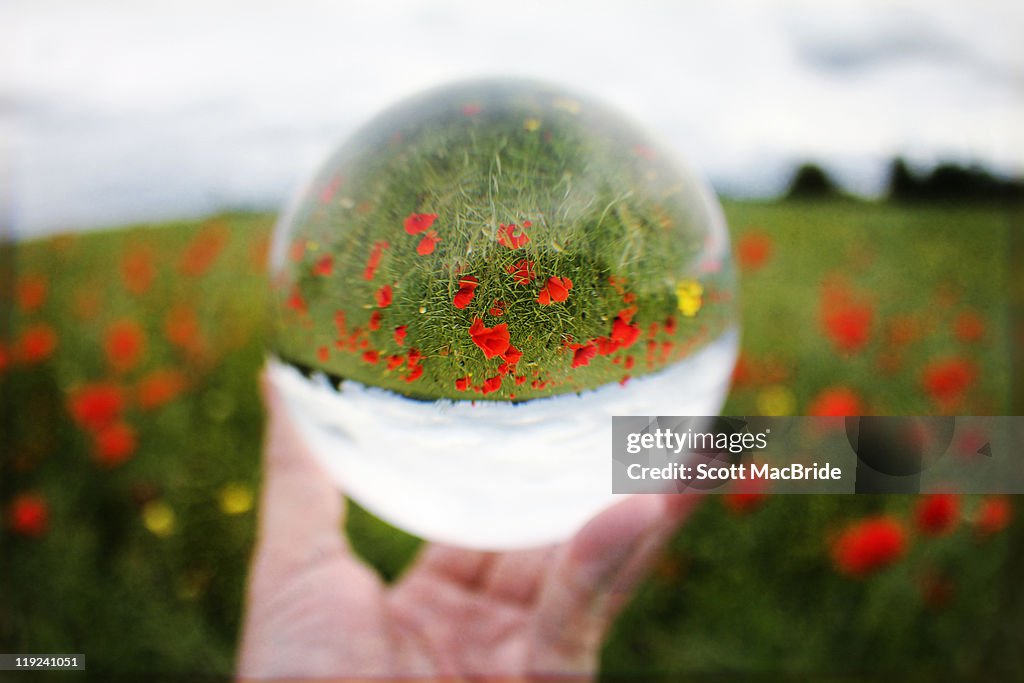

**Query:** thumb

left=253, top=367, right=349, bottom=570
left=528, top=493, right=701, bottom=668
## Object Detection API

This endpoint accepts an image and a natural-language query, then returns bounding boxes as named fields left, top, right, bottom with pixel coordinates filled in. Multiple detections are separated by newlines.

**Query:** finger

left=253, top=368, right=351, bottom=571
left=528, top=493, right=701, bottom=665
left=387, top=544, right=500, bottom=635
left=483, top=546, right=558, bottom=606
left=600, top=493, right=701, bottom=617
left=402, top=544, right=498, bottom=589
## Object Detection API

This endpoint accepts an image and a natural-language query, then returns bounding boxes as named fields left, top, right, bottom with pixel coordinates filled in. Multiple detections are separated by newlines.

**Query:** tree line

left=785, top=159, right=1024, bottom=202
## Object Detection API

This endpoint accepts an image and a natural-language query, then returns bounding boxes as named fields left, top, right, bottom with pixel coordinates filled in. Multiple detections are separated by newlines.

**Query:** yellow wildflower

left=143, top=501, right=175, bottom=537
left=675, top=279, right=704, bottom=317
left=219, top=483, right=254, bottom=516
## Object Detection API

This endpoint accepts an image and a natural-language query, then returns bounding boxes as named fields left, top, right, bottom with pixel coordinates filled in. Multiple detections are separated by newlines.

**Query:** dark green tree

left=886, top=157, right=918, bottom=201
left=785, top=163, right=839, bottom=199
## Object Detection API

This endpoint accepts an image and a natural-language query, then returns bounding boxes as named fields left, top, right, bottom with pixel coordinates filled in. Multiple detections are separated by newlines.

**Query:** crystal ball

left=267, top=79, right=738, bottom=549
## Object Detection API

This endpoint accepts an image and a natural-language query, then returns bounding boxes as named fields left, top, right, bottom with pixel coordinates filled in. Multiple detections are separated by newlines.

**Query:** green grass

left=0, top=199, right=1020, bottom=680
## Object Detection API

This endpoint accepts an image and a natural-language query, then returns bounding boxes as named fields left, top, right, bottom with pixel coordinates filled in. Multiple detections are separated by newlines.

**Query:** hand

left=237, top=372, right=700, bottom=682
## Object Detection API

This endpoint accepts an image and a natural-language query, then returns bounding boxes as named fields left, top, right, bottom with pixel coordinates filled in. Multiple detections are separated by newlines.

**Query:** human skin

left=237, top=373, right=700, bottom=682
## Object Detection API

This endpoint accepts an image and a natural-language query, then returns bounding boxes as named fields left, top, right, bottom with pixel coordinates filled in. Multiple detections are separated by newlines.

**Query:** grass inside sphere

left=271, top=79, right=734, bottom=401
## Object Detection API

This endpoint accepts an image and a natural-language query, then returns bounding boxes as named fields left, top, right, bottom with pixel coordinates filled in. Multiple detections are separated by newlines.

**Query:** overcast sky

left=3, top=0, right=1023, bottom=238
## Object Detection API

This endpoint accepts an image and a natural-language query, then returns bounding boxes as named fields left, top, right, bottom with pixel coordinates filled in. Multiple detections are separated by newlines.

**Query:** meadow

left=1, top=199, right=1020, bottom=680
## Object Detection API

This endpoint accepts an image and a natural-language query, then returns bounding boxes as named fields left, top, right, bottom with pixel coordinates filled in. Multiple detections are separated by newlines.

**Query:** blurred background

left=5, top=0, right=1024, bottom=236
left=2, top=1, right=1022, bottom=680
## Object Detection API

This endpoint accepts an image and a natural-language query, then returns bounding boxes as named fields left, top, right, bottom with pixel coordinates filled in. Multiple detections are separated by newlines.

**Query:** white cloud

left=4, top=0, right=1022, bottom=236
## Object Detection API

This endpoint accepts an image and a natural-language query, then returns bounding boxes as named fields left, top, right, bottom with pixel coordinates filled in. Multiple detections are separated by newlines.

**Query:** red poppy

left=722, top=492, right=767, bottom=514
left=974, top=496, right=1012, bottom=536
left=386, top=354, right=405, bottom=370
left=537, top=276, right=572, bottom=305
left=468, top=318, right=510, bottom=359
left=69, top=382, right=125, bottom=430
left=481, top=375, right=502, bottom=395
left=317, top=346, right=330, bottom=363
left=18, top=324, right=58, bottom=363
left=455, top=376, right=471, bottom=391
left=498, top=344, right=522, bottom=375
left=17, top=274, right=48, bottom=312
left=286, top=287, right=307, bottom=314
left=820, top=281, right=873, bottom=353
left=831, top=516, right=907, bottom=578
left=105, top=320, right=145, bottom=372
left=952, top=428, right=989, bottom=461
left=137, top=369, right=187, bottom=410
left=611, top=316, right=641, bottom=349
left=915, top=494, right=960, bottom=536
left=122, top=247, right=155, bottom=295
left=825, top=305, right=873, bottom=352
left=404, top=213, right=438, bottom=235
left=722, top=481, right=768, bottom=515
left=453, top=276, right=479, bottom=309
left=92, top=421, right=137, bottom=467
left=313, top=255, right=333, bottom=276
left=404, top=363, right=424, bottom=383
left=375, top=285, right=393, bottom=308
left=489, top=300, right=505, bottom=317
left=178, top=221, right=229, bottom=276
left=594, top=337, right=617, bottom=356
left=394, top=326, right=408, bottom=346
left=8, top=493, right=49, bottom=537
left=362, top=350, right=380, bottom=364
left=363, top=240, right=389, bottom=281
left=731, top=353, right=753, bottom=386
left=922, top=357, right=975, bottom=406
left=502, top=344, right=522, bottom=366
left=570, top=343, right=597, bottom=369
left=497, top=223, right=530, bottom=249
left=368, top=311, right=382, bottom=331
left=334, top=310, right=349, bottom=337
left=407, top=348, right=422, bottom=365
left=660, top=340, right=675, bottom=363
left=507, top=259, right=536, bottom=285
left=164, top=304, right=203, bottom=355
left=736, top=231, right=773, bottom=271
left=807, top=387, right=863, bottom=416
left=417, top=231, right=441, bottom=255
left=954, top=311, right=985, bottom=343
left=664, top=316, right=677, bottom=335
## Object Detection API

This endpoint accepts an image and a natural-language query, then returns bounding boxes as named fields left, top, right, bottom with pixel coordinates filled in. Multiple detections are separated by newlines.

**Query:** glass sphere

left=268, top=79, right=738, bottom=549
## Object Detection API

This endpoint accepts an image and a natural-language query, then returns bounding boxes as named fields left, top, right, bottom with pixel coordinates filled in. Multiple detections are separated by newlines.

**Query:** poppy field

left=1, top=199, right=1020, bottom=680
